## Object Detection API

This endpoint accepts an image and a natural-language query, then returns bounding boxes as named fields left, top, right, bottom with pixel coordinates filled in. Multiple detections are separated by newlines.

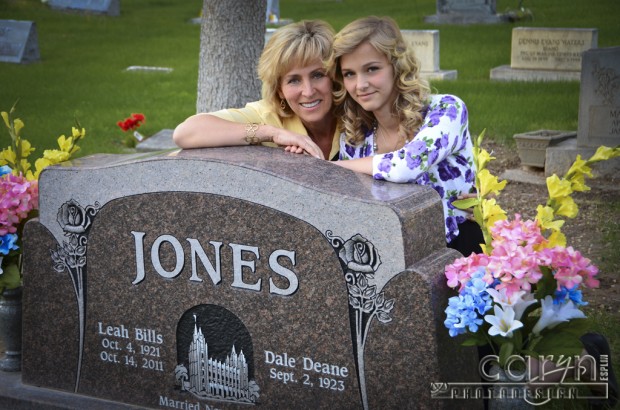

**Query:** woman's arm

left=173, top=113, right=324, bottom=159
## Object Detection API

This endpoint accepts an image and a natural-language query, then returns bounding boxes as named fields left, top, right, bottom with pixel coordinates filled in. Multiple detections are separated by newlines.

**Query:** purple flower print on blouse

left=432, top=184, right=445, bottom=198
left=377, top=153, right=393, bottom=173
left=455, top=154, right=468, bottom=166
left=363, top=142, right=373, bottom=157
left=406, top=154, right=422, bottom=169
left=408, top=140, right=427, bottom=156
left=460, top=104, right=468, bottom=126
left=465, top=168, right=475, bottom=183
left=434, top=133, right=449, bottom=149
left=344, top=143, right=356, bottom=158
left=438, top=162, right=462, bottom=182
left=428, top=150, right=439, bottom=165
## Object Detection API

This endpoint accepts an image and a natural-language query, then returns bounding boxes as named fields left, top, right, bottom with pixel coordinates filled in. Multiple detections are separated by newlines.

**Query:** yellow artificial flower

left=546, top=174, right=572, bottom=200
left=481, top=198, right=507, bottom=228
left=554, top=196, right=578, bottom=218
left=588, top=145, right=620, bottom=162
left=56, top=135, right=74, bottom=153
left=42, top=149, right=70, bottom=164
left=1, top=112, right=9, bottom=128
left=19, top=138, right=35, bottom=158
left=535, top=205, right=565, bottom=232
left=546, top=230, right=567, bottom=248
left=72, top=126, right=85, bottom=139
left=34, top=157, right=53, bottom=177
left=0, top=147, right=16, bottom=166
left=14, top=118, right=24, bottom=136
left=478, top=169, right=507, bottom=197
left=477, top=148, right=495, bottom=170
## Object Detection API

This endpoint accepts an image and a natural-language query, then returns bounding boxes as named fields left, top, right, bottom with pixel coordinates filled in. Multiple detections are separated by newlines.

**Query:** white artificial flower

left=532, top=295, right=586, bottom=335
left=486, top=288, right=538, bottom=320
left=484, top=305, right=524, bottom=338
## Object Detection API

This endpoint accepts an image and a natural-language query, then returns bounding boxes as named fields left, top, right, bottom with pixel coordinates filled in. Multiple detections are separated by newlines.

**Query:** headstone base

left=490, top=65, right=581, bottom=82
left=545, top=137, right=620, bottom=178
left=135, top=129, right=178, bottom=152
left=0, top=371, right=135, bottom=410
left=420, top=70, right=458, bottom=81
left=424, top=13, right=504, bottom=24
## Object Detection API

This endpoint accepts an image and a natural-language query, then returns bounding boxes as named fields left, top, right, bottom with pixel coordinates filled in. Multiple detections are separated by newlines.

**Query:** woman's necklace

left=372, top=122, right=409, bottom=153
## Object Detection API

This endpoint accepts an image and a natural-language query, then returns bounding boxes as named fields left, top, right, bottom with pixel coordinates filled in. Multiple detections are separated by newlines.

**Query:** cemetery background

left=0, top=0, right=619, bottom=407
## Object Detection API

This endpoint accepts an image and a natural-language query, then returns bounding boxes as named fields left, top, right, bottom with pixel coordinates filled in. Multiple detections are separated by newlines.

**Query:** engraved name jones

left=131, top=231, right=299, bottom=296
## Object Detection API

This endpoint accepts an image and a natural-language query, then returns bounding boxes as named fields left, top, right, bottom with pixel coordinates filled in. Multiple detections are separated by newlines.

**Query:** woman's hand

left=271, top=128, right=324, bottom=159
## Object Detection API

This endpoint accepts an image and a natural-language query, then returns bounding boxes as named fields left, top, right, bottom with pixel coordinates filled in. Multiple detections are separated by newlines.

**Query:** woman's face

left=279, top=60, right=333, bottom=127
left=340, top=41, right=398, bottom=118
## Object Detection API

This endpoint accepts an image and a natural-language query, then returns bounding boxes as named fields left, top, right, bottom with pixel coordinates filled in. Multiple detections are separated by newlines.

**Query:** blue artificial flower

left=0, top=165, right=11, bottom=177
left=554, top=286, right=587, bottom=306
left=444, top=269, right=493, bottom=337
left=0, top=233, right=19, bottom=256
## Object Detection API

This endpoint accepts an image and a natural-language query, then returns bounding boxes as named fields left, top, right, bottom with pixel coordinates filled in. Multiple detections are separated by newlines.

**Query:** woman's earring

left=280, top=99, right=286, bottom=111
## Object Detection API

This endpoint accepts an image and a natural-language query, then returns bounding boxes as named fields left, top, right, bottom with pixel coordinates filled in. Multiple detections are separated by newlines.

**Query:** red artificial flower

left=117, top=113, right=145, bottom=132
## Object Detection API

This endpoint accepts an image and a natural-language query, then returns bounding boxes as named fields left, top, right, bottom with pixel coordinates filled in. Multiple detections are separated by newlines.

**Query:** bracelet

left=244, top=123, right=261, bottom=145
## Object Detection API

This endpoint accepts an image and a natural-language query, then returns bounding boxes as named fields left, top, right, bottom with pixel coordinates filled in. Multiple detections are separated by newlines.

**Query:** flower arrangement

left=0, top=105, right=86, bottom=292
left=117, top=113, right=146, bottom=147
left=444, top=131, right=620, bottom=368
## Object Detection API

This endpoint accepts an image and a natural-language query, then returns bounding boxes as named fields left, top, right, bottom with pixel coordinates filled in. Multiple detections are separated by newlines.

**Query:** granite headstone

left=425, top=0, right=502, bottom=24
left=546, top=46, right=620, bottom=177
left=0, top=20, right=39, bottom=64
left=19, top=147, right=481, bottom=409
left=48, top=0, right=120, bottom=16
left=401, top=30, right=457, bottom=81
left=490, top=27, right=598, bottom=82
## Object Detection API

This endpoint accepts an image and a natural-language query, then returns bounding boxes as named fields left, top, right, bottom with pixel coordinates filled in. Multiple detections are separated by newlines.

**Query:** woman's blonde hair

left=331, top=16, right=430, bottom=145
left=258, top=20, right=336, bottom=118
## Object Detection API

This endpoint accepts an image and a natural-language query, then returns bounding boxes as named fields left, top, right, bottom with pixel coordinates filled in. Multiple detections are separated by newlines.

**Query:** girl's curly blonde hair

left=331, top=16, right=430, bottom=146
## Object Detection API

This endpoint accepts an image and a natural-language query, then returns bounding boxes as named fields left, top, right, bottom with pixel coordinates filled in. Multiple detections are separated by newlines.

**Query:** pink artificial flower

left=0, top=173, right=38, bottom=236
left=490, top=214, right=546, bottom=248
left=445, top=252, right=490, bottom=291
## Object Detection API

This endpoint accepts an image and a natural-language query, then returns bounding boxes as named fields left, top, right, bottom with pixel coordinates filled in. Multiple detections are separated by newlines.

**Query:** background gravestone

left=490, top=27, right=598, bottom=82
left=424, top=0, right=502, bottom=24
left=15, top=147, right=481, bottom=409
left=0, top=20, right=39, bottom=64
left=546, top=46, right=620, bottom=177
left=401, top=30, right=457, bottom=81
left=47, top=0, right=120, bottom=16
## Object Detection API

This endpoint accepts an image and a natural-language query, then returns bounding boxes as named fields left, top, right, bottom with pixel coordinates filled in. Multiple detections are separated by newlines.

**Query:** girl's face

left=279, top=60, right=333, bottom=128
left=339, top=41, right=398, bottom=118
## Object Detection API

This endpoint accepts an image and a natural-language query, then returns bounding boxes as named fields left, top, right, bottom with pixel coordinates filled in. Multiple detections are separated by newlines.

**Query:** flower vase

left=0, top=287, right=22, bottom=372
left=488, top=365, right=533, bottom=410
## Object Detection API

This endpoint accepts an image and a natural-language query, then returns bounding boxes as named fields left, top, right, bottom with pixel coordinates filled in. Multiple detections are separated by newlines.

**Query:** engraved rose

left=57, top=199, right=90, bottom=234
left=339, top=234, right=381, bottom=274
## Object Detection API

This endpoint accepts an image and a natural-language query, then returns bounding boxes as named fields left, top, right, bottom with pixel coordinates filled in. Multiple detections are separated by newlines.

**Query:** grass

left=1, top=0, right=620, bottom=154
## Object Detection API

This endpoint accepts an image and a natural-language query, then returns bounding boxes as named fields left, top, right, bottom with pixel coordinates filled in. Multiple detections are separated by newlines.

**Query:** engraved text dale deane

left=130, top=232, right=299, bottom=296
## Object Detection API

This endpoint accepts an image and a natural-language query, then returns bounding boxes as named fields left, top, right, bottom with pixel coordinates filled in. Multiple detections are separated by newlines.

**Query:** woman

left=330, top=16, right=482, bottom=256
left=173, top=20, right=340, bottom=161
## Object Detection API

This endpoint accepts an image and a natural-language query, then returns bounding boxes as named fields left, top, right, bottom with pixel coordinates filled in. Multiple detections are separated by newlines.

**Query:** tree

left=197, top=0, right=266, bottom=113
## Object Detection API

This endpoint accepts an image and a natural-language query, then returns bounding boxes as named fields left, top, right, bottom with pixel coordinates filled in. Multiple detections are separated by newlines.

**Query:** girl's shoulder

left=427, top=94, right=466, bottom=107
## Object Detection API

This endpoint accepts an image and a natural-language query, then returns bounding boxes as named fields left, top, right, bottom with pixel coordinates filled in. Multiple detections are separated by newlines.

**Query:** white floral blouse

left=339, top=94, right=477, bottom=243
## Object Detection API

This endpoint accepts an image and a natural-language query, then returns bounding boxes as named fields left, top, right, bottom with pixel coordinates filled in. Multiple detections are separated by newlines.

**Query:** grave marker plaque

left=0, top=20, right=39, bottom=64
left=21, top=147, right=480, bottom=409
left=490, top=27, right=598, bottom=82
left=48, top=0, right=120, bottom=16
